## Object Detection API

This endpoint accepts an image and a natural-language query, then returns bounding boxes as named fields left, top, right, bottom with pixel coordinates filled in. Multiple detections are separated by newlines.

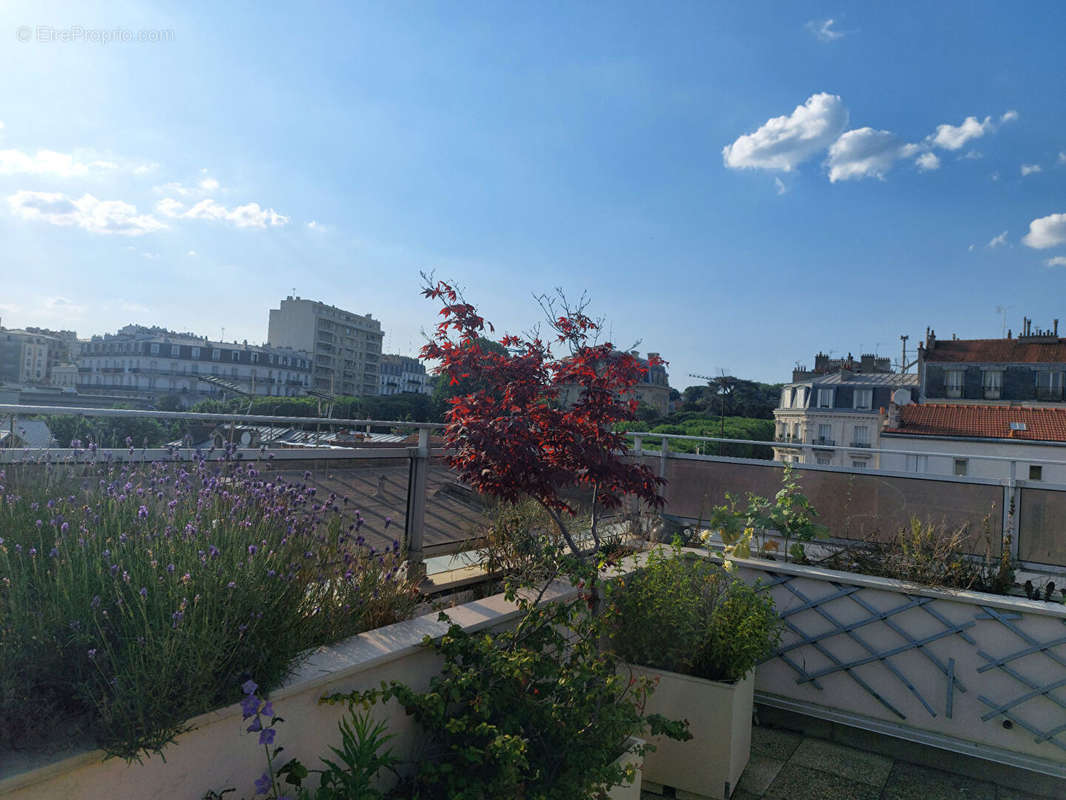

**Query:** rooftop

left=924, top=336, right=1066, bottom=365
left=884, top=403, right=1066, bottom=443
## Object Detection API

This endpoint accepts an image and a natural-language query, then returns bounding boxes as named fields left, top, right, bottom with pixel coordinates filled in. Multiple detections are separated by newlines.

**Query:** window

left=170, top=344, right=180, bottom=357
left=780, top=389, right=791, bottom=409
left=816, top=455, right=831, bottom=465
left=211, top=349, right=221, bottom=361
left=851, top=460, right=867, bottom=469
left=150, top=343, right=160, bottom=355
left=792, top=422, right=801, bottom=440
left=853, top=389, right=873, bottom=410
left=907, top=454, right=928, bottom=473
left=817, top=388, right=833, bottom=408
left=945, top=369, right=964, bottom=398
left=1029, top=465, right=1043, bottom=481
left=982, top=370, right=1002, bottom=400
left=1035, top=370, right=1065, bottom=399
left=231, top=350, right=240, bottom=361
left=817, top=423, right=832, bottom=443
left=953, top=459, right=968, bottom=476
left=853, top=425, right=869, bottom=446
left=191, top=347, right=200, bottom=359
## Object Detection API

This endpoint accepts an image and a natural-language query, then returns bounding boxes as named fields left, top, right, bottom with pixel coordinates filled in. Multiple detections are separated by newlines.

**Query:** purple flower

left=138, top=505, right=148, bottom=519
left=248, top=544, right=257, bottom=555
left=242, top=679, right=259, bottom=695
left=247, top=716, right=263, bottom=733
left=227, top=581, right=237, bottom=589
left=384, top=516, right=392, bottom=529
left=88, top=648, right=97, bottom=660
left=258, top=728, right=275, bottom=746
left=240, top=695, right=260, bottom=719
left=261, top=701, right=274, bottom=718
left=254, top=773, right=271, bottom=796
left=139, top=587, right=148, bottom=598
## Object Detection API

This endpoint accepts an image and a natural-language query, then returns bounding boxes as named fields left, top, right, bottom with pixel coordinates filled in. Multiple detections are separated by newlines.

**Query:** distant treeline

left=618, top=413, right=775, bottom=459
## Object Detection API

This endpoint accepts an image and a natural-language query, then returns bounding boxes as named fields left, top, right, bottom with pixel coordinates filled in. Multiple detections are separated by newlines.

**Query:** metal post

left=1006, top=461, right=1020, bottom=561
left=659, top=437, right=668, bottom=480
left=405, top=427, right=429, bottom=577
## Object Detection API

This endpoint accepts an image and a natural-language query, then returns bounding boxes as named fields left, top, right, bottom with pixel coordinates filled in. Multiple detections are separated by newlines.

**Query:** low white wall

left=0, top=582, right=578, bottom=800
left=733, top=558, right=1066, bottom=777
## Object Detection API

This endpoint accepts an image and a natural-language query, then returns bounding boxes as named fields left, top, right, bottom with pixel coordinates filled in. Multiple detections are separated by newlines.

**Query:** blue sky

left=1, top=1, right=1065, bottom=386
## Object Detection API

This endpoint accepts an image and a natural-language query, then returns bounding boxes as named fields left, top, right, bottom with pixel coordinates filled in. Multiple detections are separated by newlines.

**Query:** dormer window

left=945, top=369, right=964, bottom=399
left=817, top=388, right=833, bottom=408
left=853, top=389, right=873, bottom=410
left=982, top=370, right=1002, bottom=400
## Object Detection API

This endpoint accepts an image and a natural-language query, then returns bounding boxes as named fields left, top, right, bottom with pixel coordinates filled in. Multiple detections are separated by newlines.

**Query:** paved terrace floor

left=643, top=709, right=1062, bottom=800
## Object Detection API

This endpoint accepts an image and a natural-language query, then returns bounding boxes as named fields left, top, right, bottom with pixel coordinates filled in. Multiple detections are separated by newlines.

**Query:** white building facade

left=268, top=296, right=384, bottom=396
left=379, top=354, right=431, bottom=396
left=77, top=326, right=311, bottom=405
left=773, top=370, right=919, bottom=470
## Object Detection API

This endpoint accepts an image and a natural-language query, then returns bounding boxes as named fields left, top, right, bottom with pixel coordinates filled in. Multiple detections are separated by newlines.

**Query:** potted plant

left=605, top=543, right=781, bottom=799
left=328, top=588, right=688, bottom=800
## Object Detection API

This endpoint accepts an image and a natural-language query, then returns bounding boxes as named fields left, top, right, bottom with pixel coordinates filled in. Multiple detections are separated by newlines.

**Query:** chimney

left=883, top=401, right=901, bottom=431
left=1056, top=319, right=1060, bottom=337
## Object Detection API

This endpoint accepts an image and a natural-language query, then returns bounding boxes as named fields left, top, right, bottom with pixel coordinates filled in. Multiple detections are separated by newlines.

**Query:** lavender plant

left=0, top=451, right=420, bottom=760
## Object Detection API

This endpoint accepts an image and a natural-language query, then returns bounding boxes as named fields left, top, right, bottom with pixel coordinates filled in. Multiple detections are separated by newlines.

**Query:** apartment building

left=773, top=353, right=918, bottom=468
left=919, top=319, right=1066, bottom=404
left=267, top=296, right=384, bottom=396
left=379, top=354, right=431, bottom=396
left=0, top=325, right=76, bottom=385
left=78, top=325, right=311, bottom=405
left=881, top=402, right=1066, bottom=484
left=555, top=351, right=671, bottom=416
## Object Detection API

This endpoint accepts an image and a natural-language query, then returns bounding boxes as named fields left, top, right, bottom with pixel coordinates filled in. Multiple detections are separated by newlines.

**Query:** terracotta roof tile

left=884, top=404, right=1066, bottom=442
left=925, top=338, right=1066, bottom=364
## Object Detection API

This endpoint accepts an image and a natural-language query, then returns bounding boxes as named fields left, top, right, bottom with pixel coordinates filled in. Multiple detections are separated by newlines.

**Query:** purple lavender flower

left=242, top=679, right=259, bottom=695
left=138, top=505, right=148, bottom=519
left=139, top=587, right=148, bottom=598
left=247, top=717, right=263, bottom=733
left=258, top=728, right=275, bottom=746
left=254, top=773, right=271, bottom=796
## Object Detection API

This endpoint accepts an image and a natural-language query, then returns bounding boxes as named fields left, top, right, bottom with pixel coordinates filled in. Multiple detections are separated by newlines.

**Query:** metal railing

left=626, top=429, right=1066, bottom=571
left=8, top=404, right=1066, bottom=573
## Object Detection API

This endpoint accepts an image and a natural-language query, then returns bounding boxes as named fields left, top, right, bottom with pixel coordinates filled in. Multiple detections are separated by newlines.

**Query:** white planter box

left=627, top=664, right=753, bottom=800
left=604, top=736, right=644, bottom=800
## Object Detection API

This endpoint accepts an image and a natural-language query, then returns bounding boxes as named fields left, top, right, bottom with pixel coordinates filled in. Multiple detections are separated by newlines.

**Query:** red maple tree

left=420, top=280, right=665, bottom=558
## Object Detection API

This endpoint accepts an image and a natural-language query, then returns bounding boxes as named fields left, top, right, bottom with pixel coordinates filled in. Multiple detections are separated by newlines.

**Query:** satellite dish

left=891, top=388, right=912, bottom=406
left=240, top=431, right=252, bottom=446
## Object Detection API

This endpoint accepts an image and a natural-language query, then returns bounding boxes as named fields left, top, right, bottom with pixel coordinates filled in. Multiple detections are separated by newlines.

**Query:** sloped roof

left=809, top=372, right=919, bottom=386
left=925, top=338, right=1066, bottom=364
left=884, top=404, right=1066, bottom=443
left=0, top=417, right=54, bottom=448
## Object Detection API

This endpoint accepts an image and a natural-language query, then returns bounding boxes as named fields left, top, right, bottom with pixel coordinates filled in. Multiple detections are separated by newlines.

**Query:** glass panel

left=1018, top=486, right=1066, bottom=565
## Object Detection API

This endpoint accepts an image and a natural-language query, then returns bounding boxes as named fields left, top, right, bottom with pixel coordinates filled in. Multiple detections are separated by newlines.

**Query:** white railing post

left=404, top=427, right=430, bottom=576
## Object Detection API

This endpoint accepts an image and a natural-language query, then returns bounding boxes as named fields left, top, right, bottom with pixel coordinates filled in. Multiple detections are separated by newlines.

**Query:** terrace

left=1, top=405, right=1064, bottom=799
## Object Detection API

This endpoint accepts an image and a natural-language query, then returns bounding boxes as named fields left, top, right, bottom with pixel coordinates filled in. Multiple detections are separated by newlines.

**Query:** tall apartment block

left=267, top=296, right=384, bottom=396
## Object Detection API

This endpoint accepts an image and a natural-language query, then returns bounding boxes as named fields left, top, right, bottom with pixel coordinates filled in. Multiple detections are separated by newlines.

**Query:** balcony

left=1036, top=386, right=1064, bottom=401
left=813, top=437, right=835, bottom=447
left=850, top=441, right=871, bottom=448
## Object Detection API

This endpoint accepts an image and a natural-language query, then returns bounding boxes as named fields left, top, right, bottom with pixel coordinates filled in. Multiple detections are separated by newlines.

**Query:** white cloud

left=199, top=177, right=220, bottom=191
left=826, top=128, right=921, bottom=182
left=306, top=219, right=329, bottom=231
left=927, top=110, right=1017, bottom=151
left=141, top=251, right=159, bottom=260
left=968, top=244, right=975, bottom=252
left=773, top=177, right=787, bottom=195
left=187, top=250, right=197, bottom=257
left=806, top=18, right=847, bottom=42
left=1059, top=152, right=1066, bottom=165
left=1021, top=163, right=1042, bottom=176
left=723, top=93, right=848, bottom=172
left=7, top=190, right=165, bottom=236
left=915, top=152, right=941, bottom=171
left=42, top=296, right=86, bottom=317
left=960, top=150, right=983, bottom=160
left=156, top=196, right=288, bottom=228
left=986, top=230, right=1008, bottom=248
left=1023, top=213, right=1066, bottom=249
left=1046, top=256, right=1066, bottom=267
left=0, top=149, right=116, bottom=177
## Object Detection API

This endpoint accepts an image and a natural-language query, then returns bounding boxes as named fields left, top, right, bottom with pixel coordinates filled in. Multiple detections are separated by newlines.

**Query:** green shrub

left=606, top=543, right=781, bottom=682
left=328, top=594, right=689, bottom=800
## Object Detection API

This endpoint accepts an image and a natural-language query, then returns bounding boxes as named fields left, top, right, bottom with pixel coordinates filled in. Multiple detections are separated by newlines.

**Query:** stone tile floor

left=641, top=724, right=1061, bottom=800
